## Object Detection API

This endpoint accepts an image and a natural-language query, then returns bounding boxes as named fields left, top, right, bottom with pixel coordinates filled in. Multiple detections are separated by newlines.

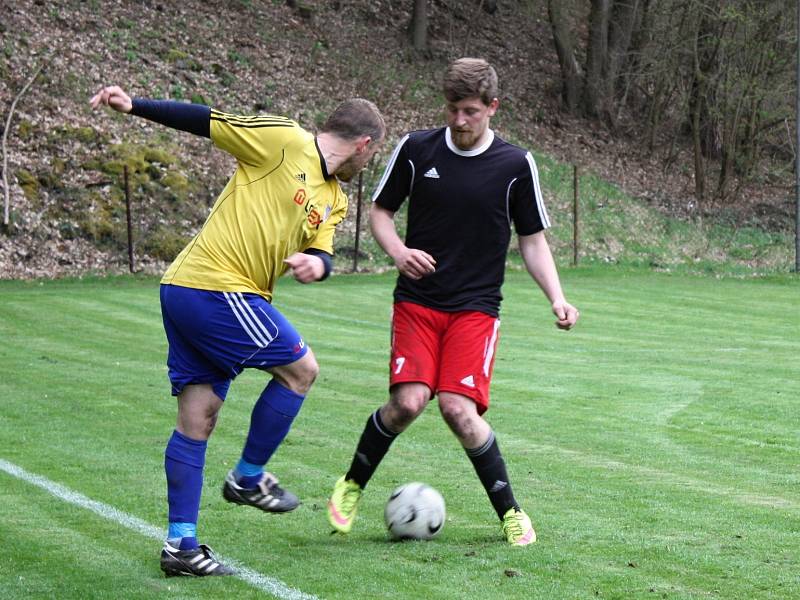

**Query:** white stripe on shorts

left=231, top=292, right=278, bottom=343
left=223, top=292, right=273, bottom=348
left=483, top=319, right=501, bottom=377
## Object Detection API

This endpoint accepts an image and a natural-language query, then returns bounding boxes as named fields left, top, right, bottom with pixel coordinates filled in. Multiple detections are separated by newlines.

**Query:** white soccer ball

left=384, top=482, right=446, bottom=540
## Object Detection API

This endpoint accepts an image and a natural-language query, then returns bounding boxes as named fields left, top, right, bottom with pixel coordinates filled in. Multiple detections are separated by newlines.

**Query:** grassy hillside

left=0, top=0, right=796, bottom=278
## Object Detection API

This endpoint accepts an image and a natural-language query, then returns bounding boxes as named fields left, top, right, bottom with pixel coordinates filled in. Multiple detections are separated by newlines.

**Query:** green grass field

left=0, top=268, right=798, bottom=599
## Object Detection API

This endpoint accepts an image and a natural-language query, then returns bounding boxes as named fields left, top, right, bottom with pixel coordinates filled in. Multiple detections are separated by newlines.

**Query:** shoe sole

left=160, top=560, right=235, bottom=577
left=162, top=567, right=195, bottom=577
left=161, top=567, right=234, bottom=577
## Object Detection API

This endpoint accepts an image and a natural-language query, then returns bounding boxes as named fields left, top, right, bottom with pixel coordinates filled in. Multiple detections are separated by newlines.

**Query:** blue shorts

left=160, top=284, right=308, bottom=400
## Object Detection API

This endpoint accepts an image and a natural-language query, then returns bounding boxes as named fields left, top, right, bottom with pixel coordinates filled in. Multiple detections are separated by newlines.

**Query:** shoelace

left=339, top=483, right=361, bottom=513
left=503, top=513, right=524, bottom=538
left=258, top=473, right=284, bottom=496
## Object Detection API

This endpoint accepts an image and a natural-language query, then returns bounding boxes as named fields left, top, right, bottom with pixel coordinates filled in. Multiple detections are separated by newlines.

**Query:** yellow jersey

left=161, top=109, right=347, bottom=301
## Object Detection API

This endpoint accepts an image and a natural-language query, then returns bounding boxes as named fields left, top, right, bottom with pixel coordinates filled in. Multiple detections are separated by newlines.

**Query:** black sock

left=345, top=409, right=398, bottom=489
left=465, top=431, right=519, bottom=520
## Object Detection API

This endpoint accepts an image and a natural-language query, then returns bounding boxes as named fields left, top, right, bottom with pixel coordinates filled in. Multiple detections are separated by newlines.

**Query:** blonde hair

left=443, top=58, right=498, bottom=105
left=321, top=98, right=386, bottom=143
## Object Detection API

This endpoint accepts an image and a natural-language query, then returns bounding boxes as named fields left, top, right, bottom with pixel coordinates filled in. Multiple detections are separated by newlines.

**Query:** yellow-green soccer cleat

left=327, top=476, right=363, bottom=534
left=502, top=508, right=537, bottom=546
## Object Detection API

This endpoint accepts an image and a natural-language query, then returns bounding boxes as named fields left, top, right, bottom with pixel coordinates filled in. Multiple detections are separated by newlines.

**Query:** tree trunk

left=691, top=83, right=706, bottom=208
left=625, top=0, right=655, bottom=116
left=689, top=10, right=705, bottom=206
left=688, top=1, right=727, bottom=207
left=584, top=0, right=611, bottom=118
left=604, top=0, right=641, bottom=126
left=410, top=0, right=428, bottom=51
left=546, top=0, right=582, bottom=113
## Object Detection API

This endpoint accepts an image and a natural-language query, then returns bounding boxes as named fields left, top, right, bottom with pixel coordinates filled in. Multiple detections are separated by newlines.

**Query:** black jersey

left=373, top=127, right=550, bottom=317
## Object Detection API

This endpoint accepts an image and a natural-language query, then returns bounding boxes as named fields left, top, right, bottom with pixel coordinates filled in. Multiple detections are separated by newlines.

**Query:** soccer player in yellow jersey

left=91, top=85, right=384, bottom=577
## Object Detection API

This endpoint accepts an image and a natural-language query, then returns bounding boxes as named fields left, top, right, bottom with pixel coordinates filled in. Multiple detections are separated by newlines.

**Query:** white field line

left=0, top=458, right=320, bottom=600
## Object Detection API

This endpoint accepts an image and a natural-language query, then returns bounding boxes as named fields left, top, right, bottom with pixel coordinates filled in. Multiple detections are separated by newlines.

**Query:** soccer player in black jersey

left=327, top=58, right=579, bottom=545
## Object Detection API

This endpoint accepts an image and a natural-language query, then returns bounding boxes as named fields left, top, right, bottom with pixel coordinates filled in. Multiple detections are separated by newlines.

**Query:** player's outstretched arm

left=370, top=203, right=436, bottom=280
left=90, top=86, right=211, bottom=138
left=89, top=85, right=133, bottom=113
left=519, top=231, right=579, bottom=330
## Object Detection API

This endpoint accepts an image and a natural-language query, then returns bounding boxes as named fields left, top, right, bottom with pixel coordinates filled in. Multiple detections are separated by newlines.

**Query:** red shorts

left=389, top=301, right=501, bottom=415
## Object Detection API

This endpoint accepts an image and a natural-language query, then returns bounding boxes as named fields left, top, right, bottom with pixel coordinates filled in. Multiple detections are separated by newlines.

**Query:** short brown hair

left=320, top=98, right=385, bottom=143
left=442, top=58, right=498, bottom=105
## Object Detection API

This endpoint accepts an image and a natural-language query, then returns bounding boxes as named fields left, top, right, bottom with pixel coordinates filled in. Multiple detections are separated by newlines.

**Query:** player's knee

left=389, top=389, right=428, bottom=425
left=437, top=395, right=471, bottom=431
left=299, top=356, right=319, bottom=393
left=437, top=397, right=458, bottom=422
left=203, top=411, right=220, bottom=437
left=177, top=408, right=219, bottom=440
left=297, top=355, right=319, bottom=391
left=177, top=385, right=223, bottom=440
left=280, top=352, right=319, bottom=395
left=388, top=405, right=418, bottom=430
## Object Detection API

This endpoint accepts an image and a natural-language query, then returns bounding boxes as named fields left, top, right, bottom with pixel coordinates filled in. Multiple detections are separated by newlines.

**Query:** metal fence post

left=124, top=165, right=134, bottom=273
left=573, top=164, right=579, bottom=267
left=353, top=170, right=363, bottom=272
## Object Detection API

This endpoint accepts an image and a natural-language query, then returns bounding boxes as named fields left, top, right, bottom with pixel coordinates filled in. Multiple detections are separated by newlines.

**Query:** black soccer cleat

left=222, top=470, right=300, bottom=513
left=160, top=542, right=235, bottom=577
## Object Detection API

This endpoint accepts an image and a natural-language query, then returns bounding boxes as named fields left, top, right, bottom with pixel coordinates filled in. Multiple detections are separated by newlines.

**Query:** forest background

left=0, top=0, right=797, bottom=278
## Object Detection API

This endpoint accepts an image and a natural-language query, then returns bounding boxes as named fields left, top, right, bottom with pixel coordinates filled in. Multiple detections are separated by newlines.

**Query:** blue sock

left=237, top=380, right=304, bottom=486
left=166, top=523, right=199, bottom=551
left=234, top=458, right=264, bottom=489
left=164, top=430, right=206, bottom=549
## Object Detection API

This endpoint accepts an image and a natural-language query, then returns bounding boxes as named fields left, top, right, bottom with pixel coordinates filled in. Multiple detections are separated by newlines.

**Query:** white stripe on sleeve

left=371, top=134, right=411, bottom=202
left=525, top=152, right=551, bottom=229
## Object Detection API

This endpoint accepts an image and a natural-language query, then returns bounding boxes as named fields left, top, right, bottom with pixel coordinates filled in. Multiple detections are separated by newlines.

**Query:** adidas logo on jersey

left=423, top=167, right=440, bottom=179
left=460, top=375, right=475, bottom=388
left=294, top=172, right=306, bottom=183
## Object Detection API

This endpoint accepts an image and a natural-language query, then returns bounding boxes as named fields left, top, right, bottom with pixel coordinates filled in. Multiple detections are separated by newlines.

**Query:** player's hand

left=553, top=300, right=579, bottom=330
left=89, top=85, right=133, bottom=113
left=394, top=247, right=436, bottom=280
left=284, top=252, right=324, bottom=283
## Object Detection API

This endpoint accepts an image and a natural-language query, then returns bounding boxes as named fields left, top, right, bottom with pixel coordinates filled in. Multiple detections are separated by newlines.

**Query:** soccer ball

left=384, top=482, right=446, bottom=540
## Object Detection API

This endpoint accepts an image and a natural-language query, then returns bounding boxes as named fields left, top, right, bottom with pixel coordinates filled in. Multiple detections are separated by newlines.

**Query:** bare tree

left=2, top=61, right=45, bottom=227
left=687, top=2, right=725, bottom=205
left=584, top=0, right=611, bottom=118
left=547, top=0, right=583, bottom=113
left=605, top=0, right=642, bottom=127
left=544, top=0, right=795, bottom=207
left=549, top=0, right=640, bottom=122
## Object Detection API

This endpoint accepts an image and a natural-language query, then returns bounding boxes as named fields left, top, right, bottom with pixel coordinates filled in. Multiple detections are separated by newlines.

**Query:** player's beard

left=335, top=154, right=360, bottom=182
left=450, top=128, right=479, bottom=150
